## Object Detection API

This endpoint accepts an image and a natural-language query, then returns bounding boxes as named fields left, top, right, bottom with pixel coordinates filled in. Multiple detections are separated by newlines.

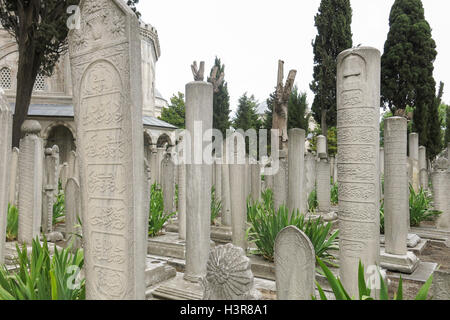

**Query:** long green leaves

left=6, top=204, right=18, bottom=241
left=409, top=184, right=441, bottom=227
left=316, top=257, right=433, bottom=300
left=148, top=183, right=175, bottom=238
left=0, top=238, right=85, bottom=300
left=52, top=181, right=66, bottom=226
left=247, top=189, right=338, bottom=263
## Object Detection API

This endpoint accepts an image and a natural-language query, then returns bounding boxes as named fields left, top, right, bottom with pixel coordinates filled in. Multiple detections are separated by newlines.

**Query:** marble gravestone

left=337, top=47, right=381, bottom=297
left=65, top=177, right=82, bottom=249
left=0, top=89, right=12, bottom=263
left=8, top=147, right=19, bottom=207
left=17, top=120, right=44, bottom=245
left=68, top=0, right=146, bottom=299
left=274, top=226, right=315, bottom=300
left=161, top=152, right=175, bottom=215
left=41, top=146, right=60, bottom=234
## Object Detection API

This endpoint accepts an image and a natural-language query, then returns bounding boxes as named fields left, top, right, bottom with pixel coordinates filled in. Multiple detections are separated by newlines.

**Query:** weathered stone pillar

left=409, top=133, right=420, bottom=192
left=69, top=0, right=146, bottom=299
left=419, top=146, right=428, bottom=189
left=59, top=162, right=69, bottom=189
left=161, top=152, right=175, bottom=215
left=68, top=150, right=79, bottom=180
left=214, top=157, right=222, bottom=207
left=65, top=177, right=82, bottom=249
left=17, top=120, right=43, bottom=245
left=382, top=117, right=419, bottom=273
left=149, top=145, right=158, bottom=187
left=379, top=147, right=384, bottom=176
left=264, top=163, right=274, bottom=192
left=221, top=161, right=232, bottom=227
left=42, top=146, right=59, bottom=234
left=337, top=47, right=381, bottom=296
left=273, top=151, right=288, bottom=211
left=432, top=158, right=449, bottom=230
left=250, top=161, right=261, bottom=203
left=304, top=153, right=316, bottom=212
left=229, top=137, right=247, bottom=251
left=0, top=90, right=12, bottom=263
left=8, top=147, right=19, bottom=207
left=288, top=128, right=305, bottom=216
left=184, top=79, right=213, bottom=282
left=177, top=148, right=187, bottom=239
left=156, top=147, right=165, bottom=184
left=316, top=159, right=331, bottom=214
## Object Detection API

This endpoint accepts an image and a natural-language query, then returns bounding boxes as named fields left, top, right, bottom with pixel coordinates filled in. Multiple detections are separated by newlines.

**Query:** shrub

left=52, top=181, right=65, bottom=226
left=6, top=204, right=18, bottom=242
left=211, top=186, right=222, bottom=225
left=308, top=189, right=318, bottom=212
left=409, top=184, right=441, bottom=227
left=315, top=257, right=433, bottom=300
left=148, top=183, right=175, bottom=238
left=0, top=238, right=85, bottom=300
left=247, top=189, right=338, bottom=264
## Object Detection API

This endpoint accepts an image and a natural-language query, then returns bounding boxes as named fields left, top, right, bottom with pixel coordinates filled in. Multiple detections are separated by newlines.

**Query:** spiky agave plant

left=148, top=183, right=175, bottom=238
left=409, top=184, right=441, bottom=227
left=6, top=204, right=18, bottom=241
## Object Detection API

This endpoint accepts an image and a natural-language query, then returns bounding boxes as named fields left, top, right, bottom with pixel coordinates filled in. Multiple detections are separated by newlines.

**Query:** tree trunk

left=11, top=28, right=40, bottom=148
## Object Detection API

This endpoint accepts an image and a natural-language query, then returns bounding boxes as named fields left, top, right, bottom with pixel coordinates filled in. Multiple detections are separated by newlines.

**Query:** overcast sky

left=137, top=0, right=450, bottom=115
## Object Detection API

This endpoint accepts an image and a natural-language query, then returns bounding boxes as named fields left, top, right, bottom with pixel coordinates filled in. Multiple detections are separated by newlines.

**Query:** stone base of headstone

left=147, top=232, right=215, bottom=260
left=145, top=257, right=177, bottom=289
left=166, top=220, right=232, bottom=244
left=149, top=273, right=204, bottom=300
left=387, top=261, right=438, bottom=284
left=380, top=249, right=419, bottom=274
left=411, top=227, right=450, bottom=246
left=432, top=270, right=450, bottom=300
left=380, top=235, right=428, bottom=254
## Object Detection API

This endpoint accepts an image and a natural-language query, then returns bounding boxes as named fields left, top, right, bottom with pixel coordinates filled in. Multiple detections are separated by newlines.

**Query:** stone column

left=379, top=147, right=384, bottom=176
left=8, top=147, right=19, bottom=207
left=250, top=161, right=261, bottom=203
left=69, top=0, right=146, bottom=299
left=288, top=128, right=306, bottom=216
left=316, top=159, right=331, bottom=214
left=432, top=158, right=449, bottom=230
left=65, top=177, right=82, bottom=249
left=17, top=120, right=43, bottom=245
left=409, top=133, right=420, bottom=192
left=149, top=145, right=158, bottom=187
left=221, top=162, right=232, bottom=227
left=419, top=146, right=428, bottom=189
left=161, top=152, right=175, bottom=215
left=178, top=146, right=187, bottom=239
left=229, top=138, right=247, bottom=251
left=59, top=162, right=69, bottom=189
left=273, top=151, right=288, bottom=211
left=68, top=150, right=79, bottom=181
left=329, top=156, right=335, bottom=183
left=184, top=79, right=213, bottom=282
left=382, top=117, right=419, bottom=273
left=156, top=147, right=165, bottom=184
left=42, top=146, right=60, bottom=234
left=0, top=90, right=12, bottom=263
left=264, top=163, right=274, bottom=192
left=214, top=157, right=222, bottom=207
left=304, top=153, right=316, bottom=212
left=337, top=47, right=381, bottom=296
left=317, top=135, right=327, bottom=159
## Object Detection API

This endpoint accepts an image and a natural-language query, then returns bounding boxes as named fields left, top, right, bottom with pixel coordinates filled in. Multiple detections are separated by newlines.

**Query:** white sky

left=138, top=0, right=450, bottom=115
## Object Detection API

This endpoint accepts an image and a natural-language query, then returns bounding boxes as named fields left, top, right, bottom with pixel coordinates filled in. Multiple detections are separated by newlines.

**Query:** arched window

left=0, top=67, right=12, bottom=89
left=33, top=74, right=46, bottom=91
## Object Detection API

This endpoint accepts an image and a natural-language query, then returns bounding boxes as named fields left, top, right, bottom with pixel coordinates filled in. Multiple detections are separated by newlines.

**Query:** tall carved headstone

left=250, top=162, right=261, bottom=202
left=221, top=161, right=232, bottom=227
left=274, top=226, right=315, bottom=300
left=288, top=129, right=306, bottom=216
left=418, top=146, right=428, bottom=189
left=8, top=148, right=19, bottom=207
left=409, top=133, right=420, bottom=192
left=184, top=64, right=213, bottom=282
left=69, top=0, right=146, bottom=299
left=316, top=159, right=331, bottom=214
left=432, top=158, right=449, bottom=230
left=17, top=120, right=44, bottom=245
left=0, top=89, right=12, bottom=263
left=68, top=150, right=79, bottom=181
left=177, top=149, right=187, bottom=240
left=317, top=135, right=327, bottom=159
left=382, top=117, right=419, bottom=273
left=42, top=146, right=60, bottom=234
left=337, top=47, right=381, bottom=296
left=161, top=152, right=175, bottom=215
left=304, top=153, right=316, bottom=211
left=65, top=177, right=82, bottom=249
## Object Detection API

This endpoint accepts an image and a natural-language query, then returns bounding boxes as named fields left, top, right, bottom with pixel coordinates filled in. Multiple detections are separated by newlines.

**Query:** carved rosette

left=202, top=244, right=259, bottom=300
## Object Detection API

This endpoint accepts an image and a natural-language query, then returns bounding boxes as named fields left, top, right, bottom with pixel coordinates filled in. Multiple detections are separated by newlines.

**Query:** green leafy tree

left=288, top=86, right=310, bottom=135
left=263, top=89, right=276, bottom=131
left=446, top=104, right=450, bottom=146
left=310, top=0, right=353, bottom=137
left=427, top=82, right=444, bottom=159
left=159, top=92, right=185, bottom=129
left=0, top=0, right=140, bottom=147
left=233, top=93, right=262, bottom=131
left=210, top=57, right=231, bottom=136
left=381, top=0, right=437, bottom=148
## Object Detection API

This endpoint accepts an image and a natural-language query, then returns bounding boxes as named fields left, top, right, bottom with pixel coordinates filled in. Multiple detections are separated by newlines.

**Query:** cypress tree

left=446, top=105, right=450, bottom=147
left=381, top=0, right=437, bottom=147
left=233, top=93, right=261, bottom=131
left=210, top=57, right=231, bottom=136
left=159, top=92, right=185, bottom=129
left=427, top=82, right=444, bottom=159
left=287, top=86, right=311, bottom=135
left=310, top=0, right=353, bottom=137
